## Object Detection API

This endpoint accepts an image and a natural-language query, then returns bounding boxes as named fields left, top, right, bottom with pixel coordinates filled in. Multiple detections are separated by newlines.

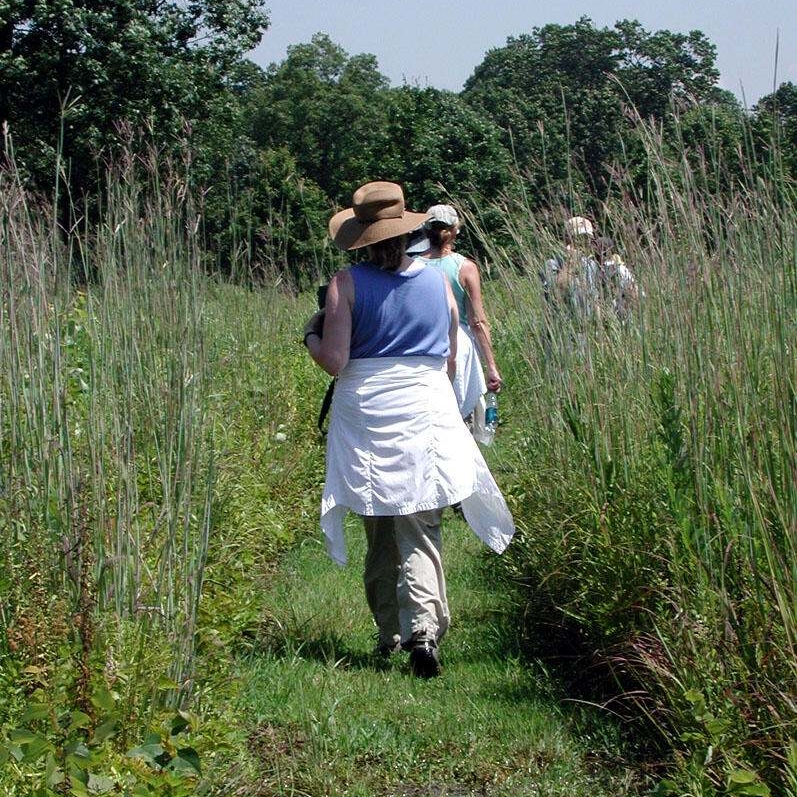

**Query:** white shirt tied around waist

left=320, top=355, right=515, bottom=565
left=453, top=324, right=486, bottom=419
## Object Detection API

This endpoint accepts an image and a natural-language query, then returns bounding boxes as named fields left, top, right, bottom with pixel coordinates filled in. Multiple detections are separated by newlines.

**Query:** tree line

left=2, top=2, right=796, bottom=280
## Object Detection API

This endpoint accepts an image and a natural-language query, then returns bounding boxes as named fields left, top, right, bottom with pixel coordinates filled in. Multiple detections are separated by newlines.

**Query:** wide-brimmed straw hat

left=329, top=182, right=429, bottom=251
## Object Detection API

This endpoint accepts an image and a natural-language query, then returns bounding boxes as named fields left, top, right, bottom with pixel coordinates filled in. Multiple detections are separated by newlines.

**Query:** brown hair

left=427, top=222, right=456, bottom=250
left=367, top=235, right=407, bottom=272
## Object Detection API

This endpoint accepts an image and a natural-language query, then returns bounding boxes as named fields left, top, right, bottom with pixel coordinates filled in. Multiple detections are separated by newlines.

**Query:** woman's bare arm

left=305, top=269, right=353, bottom=376
left=459, top=258, right=502, bottom=392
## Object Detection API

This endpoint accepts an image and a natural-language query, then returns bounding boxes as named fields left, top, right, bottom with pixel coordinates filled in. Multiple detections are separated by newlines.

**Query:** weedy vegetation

left=0, top=113, right=795, bottom=796
left=461, top=116, right=797, bottom=795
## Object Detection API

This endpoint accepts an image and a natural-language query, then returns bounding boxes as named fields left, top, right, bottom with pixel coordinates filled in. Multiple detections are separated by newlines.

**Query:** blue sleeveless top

left=349, top=262, right=450, bottom=360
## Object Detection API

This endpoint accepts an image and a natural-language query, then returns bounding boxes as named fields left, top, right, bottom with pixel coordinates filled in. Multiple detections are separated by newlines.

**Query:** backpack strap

left=317, top=378, right=336, bottom=435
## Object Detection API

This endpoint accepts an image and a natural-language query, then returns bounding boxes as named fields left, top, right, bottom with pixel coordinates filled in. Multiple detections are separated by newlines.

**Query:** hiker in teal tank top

left=429, top=250, right=469, bottom=325
left=415, top=204, right=503, bottom=427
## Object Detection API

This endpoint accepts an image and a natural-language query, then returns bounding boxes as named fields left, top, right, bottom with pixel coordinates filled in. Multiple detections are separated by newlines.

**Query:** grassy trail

left=231, top=511, right=643, bottom=796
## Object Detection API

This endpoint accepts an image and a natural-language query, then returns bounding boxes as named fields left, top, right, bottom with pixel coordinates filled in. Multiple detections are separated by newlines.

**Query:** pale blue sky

left=247, top=0, right=796, bottom=107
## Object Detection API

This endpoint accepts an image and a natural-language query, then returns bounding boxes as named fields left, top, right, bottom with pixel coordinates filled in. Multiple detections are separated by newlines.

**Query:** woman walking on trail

left=411, top=204, right=502, bottom=425
left=302, top=181, right=514, bottom=678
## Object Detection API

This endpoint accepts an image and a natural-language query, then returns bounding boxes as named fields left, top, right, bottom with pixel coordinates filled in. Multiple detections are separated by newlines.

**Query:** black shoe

left=409, top=640, right=441, bottom=678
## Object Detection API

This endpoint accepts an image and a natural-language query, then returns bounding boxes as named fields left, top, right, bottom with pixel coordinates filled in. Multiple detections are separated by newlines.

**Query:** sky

left=247, top=0, right=797, bottom=107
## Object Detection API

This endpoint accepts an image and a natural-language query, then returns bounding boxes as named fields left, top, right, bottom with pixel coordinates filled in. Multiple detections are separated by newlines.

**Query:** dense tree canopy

left=462, top=17, right=723, bottom=196
left=1, top=11, right=795, bottom=276
left=0, top=0, right=269, bottom=192
left=246, top=33, right=513, bottom=211
left=249, top=33, right=393, bottom=201
left=611, top=20, right=720, bottom=116
left=379, top=86, right=512, bottom=208
left=752, top=81, right=797, bottom=178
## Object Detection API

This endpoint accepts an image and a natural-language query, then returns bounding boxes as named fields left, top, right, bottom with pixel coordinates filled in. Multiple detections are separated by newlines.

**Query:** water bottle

left=482, top=391, right=498, bottom=445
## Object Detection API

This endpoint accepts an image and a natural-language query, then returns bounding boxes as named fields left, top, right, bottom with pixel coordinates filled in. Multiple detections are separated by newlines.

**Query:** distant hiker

left=302, top=181, right=515, bottom=678
left=592, top=235, right=640, bottom=322
left=408, top=203, right=502, bottom=437
left=540, top=215, right=602, bottom=358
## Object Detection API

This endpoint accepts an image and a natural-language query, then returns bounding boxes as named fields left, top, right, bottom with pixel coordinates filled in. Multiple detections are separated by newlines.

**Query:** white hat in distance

left=565, top=216, right=594, bottom=238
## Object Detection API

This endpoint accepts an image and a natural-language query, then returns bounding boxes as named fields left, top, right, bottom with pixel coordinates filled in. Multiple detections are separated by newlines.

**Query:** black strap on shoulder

left=317, top=378, right=336, bottom=435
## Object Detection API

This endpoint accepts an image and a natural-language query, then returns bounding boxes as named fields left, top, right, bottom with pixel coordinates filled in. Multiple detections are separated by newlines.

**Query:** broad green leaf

left=68, top=761, right=90, bottom=785
left=46, top=767, right=65, bottom=788
left=70, top=710, right=92, bottom=730
left=171, top=713, right=190, bottom=736
left=651, top=780, right=678, bottom=796
left=167, top=746, right=201, bottom=776
left=22, top=703, right=51, bottom=722
left=142, top=732, right=162, bottom=746
left=91, top=685, right=117, bottom=713
left=91, top=718, right=118, bottom=745
left=65, top=740, right=92, bottom=760
left=684, top=689, right=704, bottom=705
left=727, top=769, right=771, bottom=795
left=157, top=676, right=180, bottom=691
left=705, top=717, right=730, bottom=737
left=87, top=773, right=117, bottom=794
left=10, top=727, right=40, bottom=744
left=128, top=742, right=166, bottom=767
left=21, top=736, right=51, bottom=763
left=69, top=780, right=90, bottom=797
left=728, top=770, right=759, bottom=784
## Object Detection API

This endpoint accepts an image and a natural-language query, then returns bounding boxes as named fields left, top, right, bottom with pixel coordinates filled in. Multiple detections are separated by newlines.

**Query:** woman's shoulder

left=422, top=251, right=467, bottom=268
left=434, top=251, right=467, bottom=266
left=332, top=264, right=358, bottom=282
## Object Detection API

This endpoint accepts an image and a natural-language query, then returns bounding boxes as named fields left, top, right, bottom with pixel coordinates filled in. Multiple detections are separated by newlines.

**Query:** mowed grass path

left=233, top=511, right=644, bottom=796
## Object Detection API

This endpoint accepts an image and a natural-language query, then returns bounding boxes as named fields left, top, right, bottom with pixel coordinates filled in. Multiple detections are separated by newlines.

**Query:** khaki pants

left=362, top=509, right=450, bottom=648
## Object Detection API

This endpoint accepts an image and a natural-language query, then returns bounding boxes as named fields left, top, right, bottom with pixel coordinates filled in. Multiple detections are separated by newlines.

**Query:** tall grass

left=0, top=147, right=216, bottom=728
left=3, top=115, right=795, bottom=794
left=0, top=139, right=332, bottom=792
left=463, top=118, right=796, bottom=791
